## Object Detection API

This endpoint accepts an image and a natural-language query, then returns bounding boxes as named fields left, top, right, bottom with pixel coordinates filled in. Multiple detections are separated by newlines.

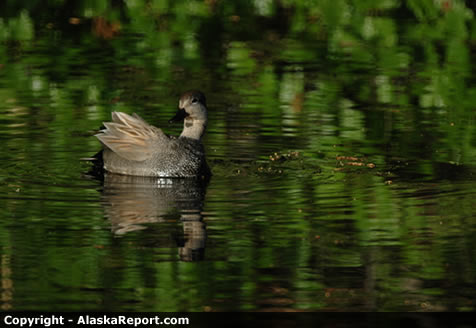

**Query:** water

left=1, top=1, right=476, bottom=312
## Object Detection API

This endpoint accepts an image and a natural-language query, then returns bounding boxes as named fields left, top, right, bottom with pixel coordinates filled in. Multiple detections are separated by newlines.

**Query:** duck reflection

left=100, top=174, right=208, bottom=261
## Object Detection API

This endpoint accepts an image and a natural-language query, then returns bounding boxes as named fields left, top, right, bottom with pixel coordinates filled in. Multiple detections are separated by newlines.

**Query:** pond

left=0, top=1, right=475, bottom=312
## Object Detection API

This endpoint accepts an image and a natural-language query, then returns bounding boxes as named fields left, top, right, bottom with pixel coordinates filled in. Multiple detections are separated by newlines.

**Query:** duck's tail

left=81, top=150, right=105, bottom=180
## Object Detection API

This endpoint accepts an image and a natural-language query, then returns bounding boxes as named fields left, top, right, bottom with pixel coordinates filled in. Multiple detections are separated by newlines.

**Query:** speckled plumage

left=94, top=90, right=210, bottom=178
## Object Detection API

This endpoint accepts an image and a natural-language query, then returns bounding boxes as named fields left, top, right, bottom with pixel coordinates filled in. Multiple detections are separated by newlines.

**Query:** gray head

left=169, top=90, right=208, bottom=140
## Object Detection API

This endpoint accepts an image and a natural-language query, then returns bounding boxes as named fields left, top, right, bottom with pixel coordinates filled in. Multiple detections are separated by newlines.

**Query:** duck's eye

left=191, top=98, right=198, bottom=104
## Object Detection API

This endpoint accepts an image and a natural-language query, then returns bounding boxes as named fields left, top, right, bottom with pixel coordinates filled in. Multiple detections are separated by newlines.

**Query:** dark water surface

left=1, top=1, right=476, bottom=311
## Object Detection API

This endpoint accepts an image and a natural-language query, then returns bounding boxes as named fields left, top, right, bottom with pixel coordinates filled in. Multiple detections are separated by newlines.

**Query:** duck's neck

left=180, top=117, right=207, bottom=140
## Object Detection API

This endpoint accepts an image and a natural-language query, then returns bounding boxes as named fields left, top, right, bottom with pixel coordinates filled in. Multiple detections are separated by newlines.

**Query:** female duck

left=95, top=90, right=210, bottom=178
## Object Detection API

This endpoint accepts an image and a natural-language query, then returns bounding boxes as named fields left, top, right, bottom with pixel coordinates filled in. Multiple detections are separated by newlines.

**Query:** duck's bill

left=169, top=108, right=189, bottom=123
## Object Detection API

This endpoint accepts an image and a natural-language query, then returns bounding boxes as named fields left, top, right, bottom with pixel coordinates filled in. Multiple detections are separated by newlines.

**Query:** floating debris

left=336, top=155, right=376, bottom=169
left=269, top=151, right=300, bottom=162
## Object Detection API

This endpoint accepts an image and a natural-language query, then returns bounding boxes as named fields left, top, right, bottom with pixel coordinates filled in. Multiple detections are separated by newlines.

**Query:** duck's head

left=170, top=90, right=208, bottom=140
left=169, top=90, right=207, bottom=123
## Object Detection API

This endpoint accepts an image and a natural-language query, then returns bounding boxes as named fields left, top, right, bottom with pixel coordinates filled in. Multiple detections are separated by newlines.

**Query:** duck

left=93, top=90, right=210, bottom=178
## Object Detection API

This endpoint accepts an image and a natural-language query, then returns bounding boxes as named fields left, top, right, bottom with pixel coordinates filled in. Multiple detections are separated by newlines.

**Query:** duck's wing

left=95, top=112, right=168, bottom=161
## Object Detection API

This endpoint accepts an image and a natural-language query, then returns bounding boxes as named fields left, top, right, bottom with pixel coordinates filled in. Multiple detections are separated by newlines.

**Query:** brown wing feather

left=95, top=112, right=167, bottom=161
